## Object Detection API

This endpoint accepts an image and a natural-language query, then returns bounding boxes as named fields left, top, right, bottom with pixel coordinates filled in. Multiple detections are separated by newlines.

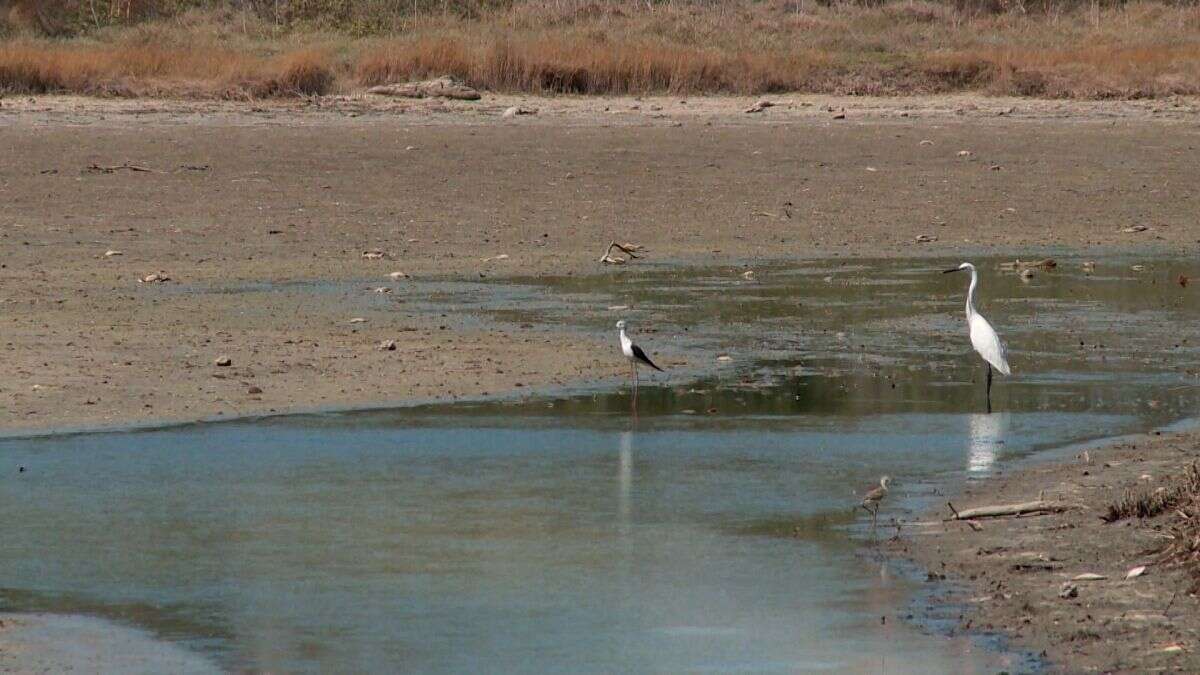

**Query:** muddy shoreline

left=0, top=613, right=219, bottom=673
left=891, top=425, right=1200, bottom=672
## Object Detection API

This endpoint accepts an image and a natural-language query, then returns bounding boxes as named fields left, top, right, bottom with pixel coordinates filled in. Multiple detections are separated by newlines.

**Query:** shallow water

left=1, top=256, right=1198, bottom=673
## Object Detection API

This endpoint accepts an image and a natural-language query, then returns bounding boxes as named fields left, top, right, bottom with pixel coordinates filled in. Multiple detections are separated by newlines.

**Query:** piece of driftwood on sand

left=946, top=500, right=1078, bottom=520
left=367, top=76, right=481, bottom=101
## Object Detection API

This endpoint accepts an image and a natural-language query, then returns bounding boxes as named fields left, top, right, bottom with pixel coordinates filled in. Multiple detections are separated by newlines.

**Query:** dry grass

left=1106, top=460, right=1200, bottom=593
left=3, top=1, right=1200, bottom=99
left=1147, top=462, right=1200, bottom=592
left=352, top=1, right=1200, bottom=97
left=0, top=41, right=334, bottom=98
left=1103, top=470, right=1194, bottom=522
left=355, top=36, right=833, bottom=94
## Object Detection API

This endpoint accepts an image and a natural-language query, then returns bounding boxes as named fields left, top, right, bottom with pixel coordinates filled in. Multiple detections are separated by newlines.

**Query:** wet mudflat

left=0, top=255, right=1196, bottom=672
left=4, top=107, right=1200, bottom=433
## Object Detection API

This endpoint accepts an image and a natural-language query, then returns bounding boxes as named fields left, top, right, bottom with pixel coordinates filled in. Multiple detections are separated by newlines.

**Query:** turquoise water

left=0, top=256, right=1197, bottom=672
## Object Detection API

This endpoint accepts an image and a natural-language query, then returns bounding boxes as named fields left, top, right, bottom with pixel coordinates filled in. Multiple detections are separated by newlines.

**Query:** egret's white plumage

left=944, top=262, right=1010, bottom=412
left=957, top=263, right=1011, bottom=375
left=969, top=313, right=1010, bottom=375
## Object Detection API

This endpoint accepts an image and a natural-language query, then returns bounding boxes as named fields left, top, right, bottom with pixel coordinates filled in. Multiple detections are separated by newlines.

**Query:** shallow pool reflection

left=1, top=256, right=1198, bottom=672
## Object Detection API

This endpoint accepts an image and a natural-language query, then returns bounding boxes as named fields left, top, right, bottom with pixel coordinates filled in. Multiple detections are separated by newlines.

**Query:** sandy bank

left=893, top=426, right=1200, bottom=672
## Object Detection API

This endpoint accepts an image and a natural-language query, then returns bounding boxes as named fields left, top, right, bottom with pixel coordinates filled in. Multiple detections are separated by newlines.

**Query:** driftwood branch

left=599, top=241, right=645, bottom=264
left=947, top=502, right=983, bottom=530
left=611, top=242, right=642, bottom=258
left=367, top=76, right=481, bottom=100
left=946, top=500, right=1077, bottom=521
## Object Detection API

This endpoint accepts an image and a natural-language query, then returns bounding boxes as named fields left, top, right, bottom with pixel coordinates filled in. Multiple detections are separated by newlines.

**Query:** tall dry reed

left=2, top=0, right=1199, bottom=98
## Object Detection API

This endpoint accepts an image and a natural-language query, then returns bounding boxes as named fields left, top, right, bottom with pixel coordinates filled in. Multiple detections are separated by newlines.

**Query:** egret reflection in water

left=967, top=413, right=1009, bottom=474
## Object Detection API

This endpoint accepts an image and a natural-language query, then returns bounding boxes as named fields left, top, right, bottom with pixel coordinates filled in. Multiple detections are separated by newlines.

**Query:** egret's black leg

left=986, top=363, right=993, bottom=414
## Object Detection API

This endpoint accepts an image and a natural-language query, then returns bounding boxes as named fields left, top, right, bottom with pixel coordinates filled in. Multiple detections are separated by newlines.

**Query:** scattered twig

left=999, top=258, right=1057, bottom=271
left=612, top=242, right=643, bottom=258
left=1012, top=561, right=1063, bottom=572
left=87, top=162, right=160, bottom=174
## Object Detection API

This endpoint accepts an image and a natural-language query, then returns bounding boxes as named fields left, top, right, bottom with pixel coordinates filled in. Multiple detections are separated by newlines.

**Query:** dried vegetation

left=2, top=0, right=1200, bottom=98
left=1105, top=461, right=1200, bottom=592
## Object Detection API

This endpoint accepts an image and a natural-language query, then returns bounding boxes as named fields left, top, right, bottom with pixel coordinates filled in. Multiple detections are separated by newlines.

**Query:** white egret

left=859, top=476, right=892, bottom=530
left=616, top=320, right=663, bottom=409
left=943, top=262, right=1011, bottom=413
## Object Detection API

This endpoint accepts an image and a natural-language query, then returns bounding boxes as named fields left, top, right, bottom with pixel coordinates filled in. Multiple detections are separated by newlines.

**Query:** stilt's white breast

left=619, top=329, right=634, bottom=360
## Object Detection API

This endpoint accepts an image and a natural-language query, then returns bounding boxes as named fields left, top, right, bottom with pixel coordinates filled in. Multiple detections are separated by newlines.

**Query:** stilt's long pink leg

left=632, top=364, right=639, bottom=418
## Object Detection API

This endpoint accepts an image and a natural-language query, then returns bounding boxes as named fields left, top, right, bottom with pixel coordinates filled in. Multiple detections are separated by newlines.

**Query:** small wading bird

left=860, top=476, right=892, bottom=530
left=616, top=320, right=663, bottom=409
left=943, top=262, right=1011, bottom=413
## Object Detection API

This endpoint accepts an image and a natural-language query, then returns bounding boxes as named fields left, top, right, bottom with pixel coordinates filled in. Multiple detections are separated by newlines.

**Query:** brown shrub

left=982, top=44, right=1200, bottom=97
left=1148, top=462, right=1200, bottom=591
left=250, top=49, right=336, bottom=97
left=356, top=37, right=474, bottom=86
left=4, top=1, right=1200, bottom=99
left=921, top=53, right=999, bottom=89
left=356, top=35, right=828, bottom=94
left=0, top=41, right=336, bottom=98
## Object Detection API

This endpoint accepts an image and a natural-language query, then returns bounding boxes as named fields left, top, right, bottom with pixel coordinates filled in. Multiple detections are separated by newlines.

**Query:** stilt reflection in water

left=618, top=430, right=633, bottom=534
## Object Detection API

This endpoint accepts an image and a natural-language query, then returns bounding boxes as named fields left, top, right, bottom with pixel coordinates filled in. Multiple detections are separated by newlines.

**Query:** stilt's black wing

left=631, top=344, right=664, bottom=372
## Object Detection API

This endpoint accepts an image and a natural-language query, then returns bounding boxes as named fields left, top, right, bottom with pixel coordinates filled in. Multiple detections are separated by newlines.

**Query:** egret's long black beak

left=942, top=267, right=964, bottom=274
